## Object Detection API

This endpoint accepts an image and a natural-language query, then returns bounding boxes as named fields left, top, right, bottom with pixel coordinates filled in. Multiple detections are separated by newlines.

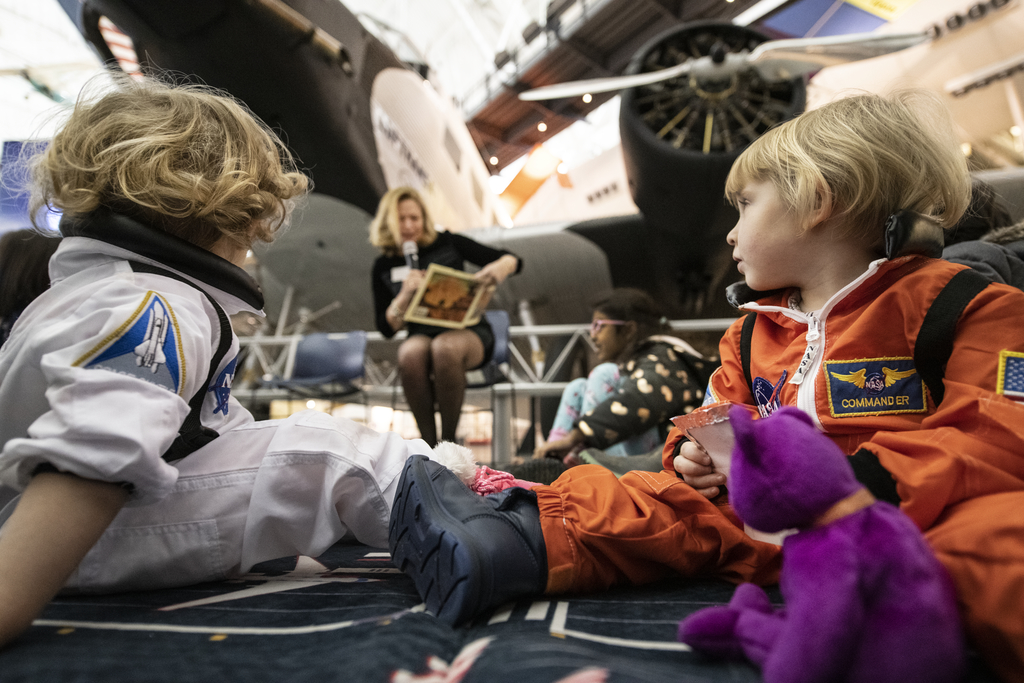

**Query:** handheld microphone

left=402, top=240, right=419, bottom=270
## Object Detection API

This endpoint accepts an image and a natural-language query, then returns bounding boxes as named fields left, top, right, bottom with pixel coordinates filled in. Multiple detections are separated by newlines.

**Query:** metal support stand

left=492, top=391, right=512, bottom=466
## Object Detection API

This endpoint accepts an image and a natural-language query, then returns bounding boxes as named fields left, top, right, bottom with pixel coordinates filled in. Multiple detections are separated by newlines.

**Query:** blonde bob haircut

left=29, top=75, right=309, bottom=250
left=725, top=90, right=971, bottom=245
left=368, top=186, right=438, bottom=257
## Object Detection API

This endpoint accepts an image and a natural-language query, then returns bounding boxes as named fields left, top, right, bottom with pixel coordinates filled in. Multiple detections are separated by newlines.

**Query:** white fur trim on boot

left=430, top=441, right=478, bottom=487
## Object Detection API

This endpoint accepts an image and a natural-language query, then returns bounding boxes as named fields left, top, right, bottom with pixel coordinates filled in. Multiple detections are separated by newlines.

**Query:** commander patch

left=996, top=349, right=1024, bottom=402
left=824, top=357, right=926, bottom=418
left=74, top=292, right=185, bottom=395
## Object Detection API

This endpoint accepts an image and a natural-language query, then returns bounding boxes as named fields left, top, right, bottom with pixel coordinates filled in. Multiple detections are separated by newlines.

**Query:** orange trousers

left=536, top=466, right=1024, bottom=683
left=535, top=465, right=781, bottom=594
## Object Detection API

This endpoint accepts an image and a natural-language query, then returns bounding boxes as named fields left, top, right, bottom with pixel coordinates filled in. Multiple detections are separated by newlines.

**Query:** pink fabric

left=562, top=443, right=586, bottom=467
left=562, top=453, right=583, bottom=467
left=470, top=465, right=539, bottom=495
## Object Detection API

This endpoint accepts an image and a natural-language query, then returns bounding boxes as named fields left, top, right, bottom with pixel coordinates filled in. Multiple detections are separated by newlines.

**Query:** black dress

left=370, top=231, right=521, bottom=364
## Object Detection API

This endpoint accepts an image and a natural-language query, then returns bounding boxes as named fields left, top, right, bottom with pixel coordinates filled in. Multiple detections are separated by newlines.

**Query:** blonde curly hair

left=725, top=90, right=971, bottom=245
left=29, top=76, right=309, bottom=249
left=368, top=186, right=438, bottom=257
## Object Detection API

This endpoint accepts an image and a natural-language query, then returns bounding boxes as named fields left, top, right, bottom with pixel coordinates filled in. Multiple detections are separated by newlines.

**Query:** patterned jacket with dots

left=576, top=335, right=714, bottom=450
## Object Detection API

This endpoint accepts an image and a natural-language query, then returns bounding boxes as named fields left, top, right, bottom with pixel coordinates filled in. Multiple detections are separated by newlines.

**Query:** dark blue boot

left=388, top=454, right=547, bottom=626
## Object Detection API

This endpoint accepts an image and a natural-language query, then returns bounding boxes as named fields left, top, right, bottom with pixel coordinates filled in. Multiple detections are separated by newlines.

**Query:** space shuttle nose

left=134, top=311, right=169, bottom=372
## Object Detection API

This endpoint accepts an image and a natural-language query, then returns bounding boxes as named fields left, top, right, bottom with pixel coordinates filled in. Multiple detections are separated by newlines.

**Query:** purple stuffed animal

left=677, top=405, right=965, bottom=683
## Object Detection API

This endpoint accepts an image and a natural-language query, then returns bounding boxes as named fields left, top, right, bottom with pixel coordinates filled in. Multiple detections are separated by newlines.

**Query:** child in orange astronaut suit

left=388, top=90, right=1024, bottom=682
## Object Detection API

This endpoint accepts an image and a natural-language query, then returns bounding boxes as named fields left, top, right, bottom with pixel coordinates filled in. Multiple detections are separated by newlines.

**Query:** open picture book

left=403, top=263, right=487, bottom=329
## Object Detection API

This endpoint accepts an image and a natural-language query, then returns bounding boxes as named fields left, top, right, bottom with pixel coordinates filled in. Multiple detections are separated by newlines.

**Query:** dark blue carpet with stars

left=1, top=542, right=1000, bottom=683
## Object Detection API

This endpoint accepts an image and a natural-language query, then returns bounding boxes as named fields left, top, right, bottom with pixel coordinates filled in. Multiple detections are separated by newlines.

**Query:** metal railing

left=234, top=317, right=738, bottom=463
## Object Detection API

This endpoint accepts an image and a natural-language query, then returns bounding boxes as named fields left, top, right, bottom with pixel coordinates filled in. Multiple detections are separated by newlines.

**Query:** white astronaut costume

left=0, top=212, right=435, bottom=592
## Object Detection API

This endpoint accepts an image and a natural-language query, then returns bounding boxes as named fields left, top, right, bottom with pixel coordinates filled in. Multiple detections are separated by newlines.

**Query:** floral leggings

left=547, top=362, right=661, bottom=457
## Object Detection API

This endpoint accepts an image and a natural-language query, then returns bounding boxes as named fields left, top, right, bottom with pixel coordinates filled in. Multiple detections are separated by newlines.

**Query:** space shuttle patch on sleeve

left=74, top=292, right=186, bottom=395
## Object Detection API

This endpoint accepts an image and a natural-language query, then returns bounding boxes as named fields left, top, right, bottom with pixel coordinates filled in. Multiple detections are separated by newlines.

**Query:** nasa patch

left=752, top=370, right=787, bottom=418
left=996, top=349, right=1024, bottom=402
left=824, top=357, right=926, bottom=418
left=209, top=356, right=237, bottom=415
left=74, top=292, right=185, bottom=394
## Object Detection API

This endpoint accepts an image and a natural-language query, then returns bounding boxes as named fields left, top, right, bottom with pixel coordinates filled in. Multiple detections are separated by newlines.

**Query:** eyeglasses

left=590, top=319, right=626, bottom=336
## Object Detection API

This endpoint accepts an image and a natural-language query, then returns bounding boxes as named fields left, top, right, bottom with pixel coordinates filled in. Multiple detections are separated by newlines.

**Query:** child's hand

left=674, top=441, right=726, bottom=499
left=534, top=429, right=583, bottom=459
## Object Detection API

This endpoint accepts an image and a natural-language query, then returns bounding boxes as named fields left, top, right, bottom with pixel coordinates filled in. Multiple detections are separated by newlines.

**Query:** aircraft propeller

left=518, top=31, right=929, bottom=101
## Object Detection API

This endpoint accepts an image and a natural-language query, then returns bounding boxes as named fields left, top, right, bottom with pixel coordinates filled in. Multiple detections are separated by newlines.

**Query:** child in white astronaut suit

left=0, top=77, right=473, bottom=648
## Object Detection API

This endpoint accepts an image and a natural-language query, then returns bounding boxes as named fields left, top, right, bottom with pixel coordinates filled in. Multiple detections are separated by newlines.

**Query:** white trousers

left=58, top=410, right=432, bottom=593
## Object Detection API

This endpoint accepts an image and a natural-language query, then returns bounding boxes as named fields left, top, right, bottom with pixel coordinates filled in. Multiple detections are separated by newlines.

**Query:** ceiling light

left=1012, top=126, right=1022, bottom=136
left=557, top=162, right=568, bottom=174
left=582, top=93, right=592, bottom=103
left=537, top=122, right=548, bottom=132
left=489, top=156, right=499, bottom=165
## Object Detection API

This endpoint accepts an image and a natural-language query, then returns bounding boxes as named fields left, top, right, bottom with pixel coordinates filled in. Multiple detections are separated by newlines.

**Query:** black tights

left=397, top=330, right=484, bottom=446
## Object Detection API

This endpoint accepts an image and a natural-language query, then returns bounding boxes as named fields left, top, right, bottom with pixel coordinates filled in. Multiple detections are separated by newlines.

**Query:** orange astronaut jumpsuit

left=532, top=256, right=1024, bottom=682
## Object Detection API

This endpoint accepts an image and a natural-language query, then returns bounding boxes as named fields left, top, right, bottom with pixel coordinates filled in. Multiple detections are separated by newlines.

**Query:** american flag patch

left=996, top=350, right=1024, bottom=401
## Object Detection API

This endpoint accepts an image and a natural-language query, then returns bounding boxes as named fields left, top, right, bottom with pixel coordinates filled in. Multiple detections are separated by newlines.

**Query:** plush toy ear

left=728, top=405, right=762, bottom=466
left=781, top=407, right=815, bottom=428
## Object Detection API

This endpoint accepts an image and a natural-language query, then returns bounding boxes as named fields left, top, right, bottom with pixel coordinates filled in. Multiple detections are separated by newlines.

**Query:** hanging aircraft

left=502, top=22, right=926, bottom=318
left=54, top=0, right=511, bottom=331
left=51, top=0, right=1024, bottom=332
left=806, top=0, right=1023, bottom=165
left=495, top=0, right=1024, bottom=318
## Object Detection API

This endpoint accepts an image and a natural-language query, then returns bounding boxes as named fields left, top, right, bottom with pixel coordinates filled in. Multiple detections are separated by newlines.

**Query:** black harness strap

left=130, top=262, right=233, bottom=462
left=914, top=268, right=991, bottom=407
left=848, top=448, right=901, bottom=505
left=740, top=311, right=757, bottom=398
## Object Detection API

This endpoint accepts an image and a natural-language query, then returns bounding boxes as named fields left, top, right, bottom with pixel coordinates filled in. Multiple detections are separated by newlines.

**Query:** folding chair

left=467, top=310, right=510, bottom=388
left=268, top=331, right=367, bottom=400
left=463, top=310, right=516, bottom=457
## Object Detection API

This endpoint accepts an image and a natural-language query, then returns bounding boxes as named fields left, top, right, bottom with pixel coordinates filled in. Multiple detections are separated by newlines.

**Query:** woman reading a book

left=370, top=187, right=521, bottom=446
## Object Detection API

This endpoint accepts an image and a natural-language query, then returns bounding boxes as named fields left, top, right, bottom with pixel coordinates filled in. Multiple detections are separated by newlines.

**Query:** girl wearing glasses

left=533, top=288, right=712, bottom=464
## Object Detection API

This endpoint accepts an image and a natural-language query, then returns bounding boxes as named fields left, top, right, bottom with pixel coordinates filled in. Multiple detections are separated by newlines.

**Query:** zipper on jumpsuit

left=736, top=300, right=825, bottom=428
left=790, top=311, right=824, bottom=429
left=742, top=258, right=887, bottom=432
